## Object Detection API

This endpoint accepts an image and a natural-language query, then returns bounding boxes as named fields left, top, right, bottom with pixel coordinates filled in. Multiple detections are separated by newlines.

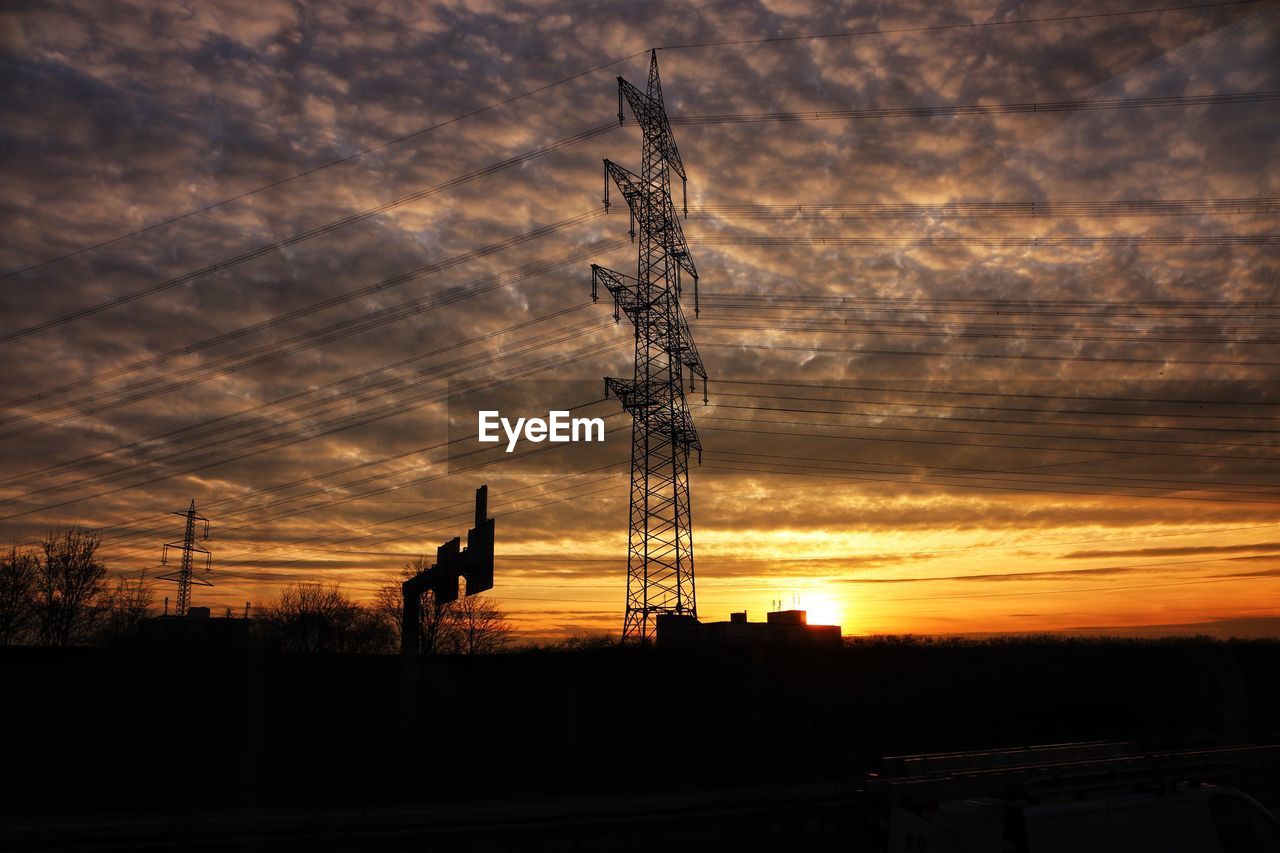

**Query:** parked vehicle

left=861, top=741, right=1280, bottom=852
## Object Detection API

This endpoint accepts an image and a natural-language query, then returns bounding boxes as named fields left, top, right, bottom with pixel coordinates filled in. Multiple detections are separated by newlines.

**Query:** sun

left=800, top=592, right=844, bottom=629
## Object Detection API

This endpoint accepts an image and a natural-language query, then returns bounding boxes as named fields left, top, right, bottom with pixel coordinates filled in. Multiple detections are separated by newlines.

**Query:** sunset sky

left=2, top=0, right=1278, bottom=641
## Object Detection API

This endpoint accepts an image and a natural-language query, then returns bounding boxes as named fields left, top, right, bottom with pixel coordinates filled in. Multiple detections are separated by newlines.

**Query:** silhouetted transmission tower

left=158, top=500, right=212, bottom=616
left=591, top=50, right=708, bottom=643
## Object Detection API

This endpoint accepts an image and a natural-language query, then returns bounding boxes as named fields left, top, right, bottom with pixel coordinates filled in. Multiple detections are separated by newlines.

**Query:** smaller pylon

left=157, top=500, right=212, bottom=616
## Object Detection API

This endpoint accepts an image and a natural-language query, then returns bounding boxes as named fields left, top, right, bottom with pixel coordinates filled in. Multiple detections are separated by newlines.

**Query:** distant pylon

left=157, top=500, right=212, bottom=616
left=591, top=50, right=708, bottom=643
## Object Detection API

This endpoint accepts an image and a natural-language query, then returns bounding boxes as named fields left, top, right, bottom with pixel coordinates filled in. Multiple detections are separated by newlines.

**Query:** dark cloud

left=1063, top=541, right=1280, bottom=559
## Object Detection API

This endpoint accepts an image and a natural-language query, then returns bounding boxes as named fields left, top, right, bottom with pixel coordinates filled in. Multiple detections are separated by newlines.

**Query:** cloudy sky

left=2, top=0, right=1278, bottom=640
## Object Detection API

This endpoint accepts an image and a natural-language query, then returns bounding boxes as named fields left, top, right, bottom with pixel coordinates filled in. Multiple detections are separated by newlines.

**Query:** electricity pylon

left=158, top=500, right=212, bottom=616
left=591, top=50, right=708, bottom=643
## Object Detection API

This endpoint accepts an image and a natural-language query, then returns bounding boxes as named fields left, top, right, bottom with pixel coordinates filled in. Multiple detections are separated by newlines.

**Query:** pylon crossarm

left=604, top=160, right=644, bottom=211
left=591, top=265, right=644, bottom=324
left=673, top=420, right=701, bottom=455
left=674, top=310, right=708, bottom=382
left=618, top=75, right=687, bottom=181
left=605, top=376, right=665, bottom=413
left=157, top=571, right=213, bottom=588
left=163, top=542, right=211, bottom=556
left=661, top=197, right=698, bottom=280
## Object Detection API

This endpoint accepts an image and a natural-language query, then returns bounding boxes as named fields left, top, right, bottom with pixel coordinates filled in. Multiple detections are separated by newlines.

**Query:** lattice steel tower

left=591, top=50, right=708, bottom=643
left=158, top=499, right=212, bottom=616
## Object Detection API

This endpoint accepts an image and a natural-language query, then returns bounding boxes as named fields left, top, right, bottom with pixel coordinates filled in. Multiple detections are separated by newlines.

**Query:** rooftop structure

left=656, top=609, right=842, bottom=650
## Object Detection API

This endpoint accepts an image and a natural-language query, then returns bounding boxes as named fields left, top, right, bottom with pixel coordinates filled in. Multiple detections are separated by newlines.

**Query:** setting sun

left=799, top=592, right=844, bottom=629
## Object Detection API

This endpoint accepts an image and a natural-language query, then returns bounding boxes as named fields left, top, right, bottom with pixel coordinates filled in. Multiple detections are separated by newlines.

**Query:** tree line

left=0, top=529, right=151, bottom=646
left=0, top=527, right=514, bottom=654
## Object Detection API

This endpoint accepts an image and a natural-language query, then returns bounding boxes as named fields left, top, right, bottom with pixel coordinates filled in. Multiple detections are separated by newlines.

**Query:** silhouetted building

left=656, top=609, right=841, bottom=649
left=138, top=612, right=251, bottom=650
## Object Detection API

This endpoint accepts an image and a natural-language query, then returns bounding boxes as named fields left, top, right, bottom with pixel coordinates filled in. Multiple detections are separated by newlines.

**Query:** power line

left=0, top=337, right=622, bottom=525
left=711, top=378, right=1280, bottom=410
left=711, top=312, right=1280, bottom=327
left=11, top=240, right=1264, bottom=430
left=689, top=196, right=1280, bottom=219
left=105, top=461, right=1280, bottom=600
left=12, top=88, right=1273, bottom=346
left=859, top=573, right=1278, bottom=604
left=701, top=293, right=1280, bottom=309
left=711, top=389, right=1280, bottom=426
left=700, top=398, right=1280, bottom=495
left=106, top=415, right=599, bottom=541
left=0, top=338, right=627, bottom=522
left=134, top=492, right=1280, bottom=599
left=27, top=392, right=616, bottom=555
left=115, top=464, right=630, bottom=579
left=713, top=312, right=1280, bottom=327
left=0, top=303, right=598, bottom=491
left=0, top=126, right=618, bottom=344
left=700, top=419, right=1277, bottom=463
left=691, top=234, right=1278, bottom=247
left=57, top=350, right=1259, bottom=537
left=0, top=234, right=628, bottom=441
left=699, top=339, right=1280, bottom=368
left=657, top=1, right=1264, bottom=50
left=0, top=52, right=650, bottom=281
left=12, top=2, right=1255, bottom=281
left=208, top=468, right=628, bottom=571
left=708, top=406, right=1280, bottom=452
left=0, top=312, right=613, bottom=505
left=110, top=413, right=626, bottom=560
left=703, top=458, right=1280, bottom=506
left=701, top=294, right=1280, bottom=323
left=710, top=393, right=1280, bottom=437
left=94, top=410, right=619, bottom=558
left=122, top=481, right=1280, bottom=589
left=247, top=422, right=620, bottom=539
left=704, top=451, right=1280, bottom=505
left=0, top=213, right=612, bottom=413
left=672, top=90, right=1280, bottom=125
left=1, top=292, right=604, bottom=450
left=712, top=447, right=1279, bottom=495
left=698, top=317, right=1280, bottom=346
left=846, top=552, right=1280, bottom=584
left=184, top=474, right=1280, bottom=602
left=728, top=518, right=1280, bottom=561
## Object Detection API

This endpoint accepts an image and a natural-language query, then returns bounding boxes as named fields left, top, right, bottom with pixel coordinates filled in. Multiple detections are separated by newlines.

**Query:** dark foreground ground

left=2, top=636, right=1277, bottom=850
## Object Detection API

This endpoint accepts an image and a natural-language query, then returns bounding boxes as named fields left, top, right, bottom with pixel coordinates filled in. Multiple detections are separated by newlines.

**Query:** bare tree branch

left=33, top=528, right=107, bottom=647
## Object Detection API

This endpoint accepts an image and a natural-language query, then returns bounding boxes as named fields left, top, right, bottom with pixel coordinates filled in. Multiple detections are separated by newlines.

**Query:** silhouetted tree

left=375, top=557, right=456, bottom=654
left=260, top=582, right=391, bottom=654
left=375, top=557, right=515, bottom=654
left=451, top=593, right=514, bottom=654
left=528, top=633, right=615, bottom=652
left=98, top=571, right=155, bottom=645
left=33, top=528, right=108, bottom=646
left=0, top=544, right=38, bottom=645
